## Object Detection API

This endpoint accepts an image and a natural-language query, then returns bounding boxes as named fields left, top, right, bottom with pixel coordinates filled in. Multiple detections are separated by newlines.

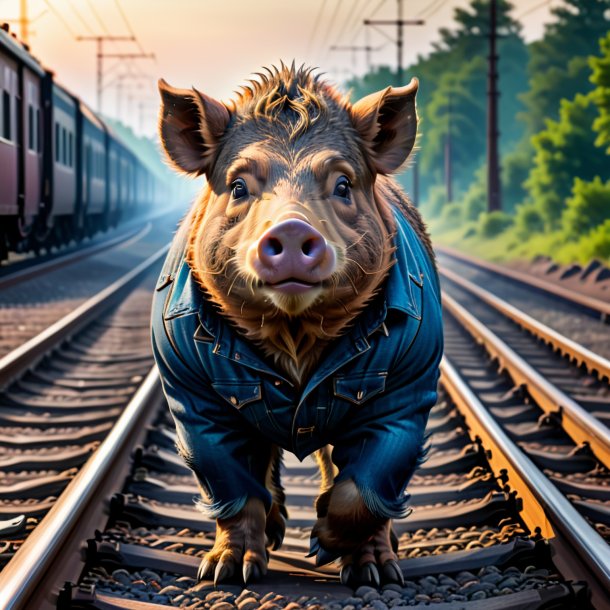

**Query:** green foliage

left=421, top=184, right=448, bottom=218
left=501, top=139, right=533, bottom=213
left=525, top=93, right=604, bottom=230
left=461, top=167, right=486, bottom=221
left=520, top=0, right=610, bottom=136
left=478, top=211, right=514, bottom=238
left=440, top=202, right=463, bottom=226
left=562, top=176, right=610, bottom=235
left=514, top=203, right=545, bottom=237
left=591, top=32, right=610, bottom=153
left=580, top=219, right=610, bottom=259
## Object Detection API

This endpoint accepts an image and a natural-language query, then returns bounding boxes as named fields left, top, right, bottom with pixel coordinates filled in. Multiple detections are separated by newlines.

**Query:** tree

left=520, top=0, right=610, bottom=136
left=590, top=31, right=610, bottom=152
left=525, top=93, right=605, bottom=230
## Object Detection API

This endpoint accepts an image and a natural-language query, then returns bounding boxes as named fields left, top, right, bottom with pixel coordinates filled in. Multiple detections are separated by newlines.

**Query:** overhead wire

left=66, top=0, right=95, bottom=35
left=517, top=0, right=551, bottom=19
left=307, top=0, right=329, bottom=57
left=41, top=0, right=77, bottom=38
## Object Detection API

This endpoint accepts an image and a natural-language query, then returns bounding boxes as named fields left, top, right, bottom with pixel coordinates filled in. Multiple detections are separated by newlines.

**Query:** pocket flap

left=333, top=371, right=387, bottom=405
left=212, top=381, right=262, bottom=409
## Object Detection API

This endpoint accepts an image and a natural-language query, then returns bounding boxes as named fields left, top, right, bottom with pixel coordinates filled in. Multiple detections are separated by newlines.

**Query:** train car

left=0, top=23, right=171, bottom=262
left=44, top=79, right=79, bottom=244
left=79, top=101, right=108, bottom=236
left=0, top=23, right=45, bottom=256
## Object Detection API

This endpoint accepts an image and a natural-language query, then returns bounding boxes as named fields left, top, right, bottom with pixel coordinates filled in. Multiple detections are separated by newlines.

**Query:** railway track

left=436, top=246, right=610, bottom=361
left=0, top=212, right=181, bottom=359
left=1, top=241, right=609, bottom=608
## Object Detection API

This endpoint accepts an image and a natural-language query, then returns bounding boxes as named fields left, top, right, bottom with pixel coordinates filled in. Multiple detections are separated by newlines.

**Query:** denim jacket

left=151, top=209, right=443, bottom=521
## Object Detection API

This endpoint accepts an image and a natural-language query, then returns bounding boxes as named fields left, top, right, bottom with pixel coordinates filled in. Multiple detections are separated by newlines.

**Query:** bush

left=562, top=176, right=610, bottom=236
left=440, top=203, right=463, bottom=225
left=462, top=180, right=486, bottom=221
left=580, top=219, right=610, bottom=260
left=423, top=184, right=448, bottom=219
left=478, top=211, right=514, bottom=238
left=514, top=203, right=545, bottom=237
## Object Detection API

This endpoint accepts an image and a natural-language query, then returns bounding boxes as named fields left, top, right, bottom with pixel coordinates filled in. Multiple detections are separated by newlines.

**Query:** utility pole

left=364, top=0, right=424, bottom=205
left=19, top=0, right=28, bottom=46
left=77, top=36, right=154, bottom=113
left=487, top=0, right=501, bottom=212
left=445, top=92, right=452, bottom=203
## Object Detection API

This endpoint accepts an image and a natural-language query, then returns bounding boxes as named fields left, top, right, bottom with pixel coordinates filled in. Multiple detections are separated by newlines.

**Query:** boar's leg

left=265, top=445, right=287, bottom=550
left=198, top=497, right=268, bottom=585
left=339, top=521, right=404, bottom=588
left=313, top=445, right=337, bottom=494
left=310, top=480, right=403, bottom=586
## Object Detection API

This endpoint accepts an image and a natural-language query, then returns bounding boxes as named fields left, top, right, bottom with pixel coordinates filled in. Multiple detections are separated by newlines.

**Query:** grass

left=426, top=216, right=610, bottom=266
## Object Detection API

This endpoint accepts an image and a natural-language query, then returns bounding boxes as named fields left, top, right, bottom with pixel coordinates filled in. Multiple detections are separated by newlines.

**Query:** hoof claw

left=197, top=558, right=212, bottom=581
left=243, top=561, right=261, bottom=584
left=360, top=562, right=380, bottom=588
left=306, top=536, right=320, bottom=558
left=315, top=546, right=341, bottom=567
left=340, top=564, right=354, bottom=587
left=382, top=559, right=404, bottom=586
left=214, top=560, right=233, bottom=585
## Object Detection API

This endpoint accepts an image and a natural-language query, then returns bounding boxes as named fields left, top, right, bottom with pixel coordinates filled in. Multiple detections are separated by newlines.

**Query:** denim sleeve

left=331, top=280, right=444, bottom=520
left=151, top=313, right=273, bottom=520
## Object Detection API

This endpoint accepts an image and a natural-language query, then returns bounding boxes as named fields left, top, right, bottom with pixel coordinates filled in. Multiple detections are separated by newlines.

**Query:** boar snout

left=250, top=219, right=336, bottom=292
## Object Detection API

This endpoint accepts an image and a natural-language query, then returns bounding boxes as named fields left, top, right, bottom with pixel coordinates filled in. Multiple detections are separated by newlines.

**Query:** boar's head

left=158, top=64, right=419, bottom=383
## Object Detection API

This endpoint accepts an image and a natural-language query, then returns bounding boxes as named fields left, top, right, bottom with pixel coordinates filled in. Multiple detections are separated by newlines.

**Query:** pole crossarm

left=103, top=53, right=155, bottom=59
left=363, top=19, right=424, bottom=25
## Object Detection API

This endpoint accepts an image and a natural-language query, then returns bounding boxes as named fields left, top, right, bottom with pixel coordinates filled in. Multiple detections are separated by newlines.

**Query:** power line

left=41, top=0, right=77, bottom=38
left=417, top=0, right=446, bottom=19
left=517, top=0, right=551, bottom=20
left=319, top=0, right=345, bottom=61
left=333, top=0, right=367, bottom=45
left=85, top=0, right=110, bottom=35
left=113, top=0, right=147, bottom=56
left=66, top=0, right=95, bottom=35
left=307, top=0, right=328, bottom=56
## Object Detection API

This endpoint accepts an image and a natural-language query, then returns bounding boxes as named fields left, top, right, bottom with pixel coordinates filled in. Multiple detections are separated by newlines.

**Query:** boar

left=151, top=63, right=443, bottom=588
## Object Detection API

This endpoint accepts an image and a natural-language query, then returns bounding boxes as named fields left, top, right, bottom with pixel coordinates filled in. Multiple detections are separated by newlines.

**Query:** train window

left=55, top=123, right=60, bottom=162
left=28, top=105, right=34, bottom=150
left=2, top=91, right=11, bottom=140
left=36, top=108, right=41, bottom=153
left=62, top=128, right=67, bottom=165
left=69, top=133, right=73, bottom=167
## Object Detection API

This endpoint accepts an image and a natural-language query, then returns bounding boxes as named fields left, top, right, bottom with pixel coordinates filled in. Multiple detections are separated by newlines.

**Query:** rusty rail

left=440, top=358, right=610, bottom=597
left=0, top=367, right=163, bottom=610
left=442, top=292, right=610, bottom=469
left=436, top=245, right=610, bottom=321
left=440, top=266, right=610, bottom=382
left=0, top=244, right=169, bottom=390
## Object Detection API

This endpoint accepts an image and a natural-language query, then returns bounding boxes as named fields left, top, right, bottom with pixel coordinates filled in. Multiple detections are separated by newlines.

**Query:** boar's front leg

left=198, top=497, right=268, bottom=585
left=310, top=480, right=403, bottom=587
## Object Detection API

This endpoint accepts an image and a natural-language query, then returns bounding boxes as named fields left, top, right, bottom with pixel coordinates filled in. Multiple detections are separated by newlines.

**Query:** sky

left=1, top=0, right=557, bottom=137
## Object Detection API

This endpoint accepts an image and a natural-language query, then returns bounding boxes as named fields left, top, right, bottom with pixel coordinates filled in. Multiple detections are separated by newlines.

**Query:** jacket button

left=234, top=353, right=241, bottom=360
left=230, top=396, right=238, bottom=405
left=357, top=390, right=364, bottom=400
left=274, top=380, right=281, bottom=386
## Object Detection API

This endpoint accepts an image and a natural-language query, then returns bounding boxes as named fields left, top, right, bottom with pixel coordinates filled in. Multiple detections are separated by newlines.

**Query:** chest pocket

left=212, top=381, right=262, bottom=409
left=333, top=370, right=387, bottom=405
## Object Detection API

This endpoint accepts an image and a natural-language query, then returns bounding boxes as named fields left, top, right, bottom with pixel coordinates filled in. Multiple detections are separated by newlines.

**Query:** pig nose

left=258, top=219, right=326, bottom=271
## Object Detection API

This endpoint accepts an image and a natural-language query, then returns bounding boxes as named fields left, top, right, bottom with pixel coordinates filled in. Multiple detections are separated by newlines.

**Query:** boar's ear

left=350, top=77, right=418, bottom=174
left=158, top=79, right=230, bottom=176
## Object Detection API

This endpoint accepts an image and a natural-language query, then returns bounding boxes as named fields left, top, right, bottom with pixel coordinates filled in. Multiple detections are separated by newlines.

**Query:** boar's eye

left=231, top=178, right=249, bottom=200
left=333, top=176, right=351, bottom=202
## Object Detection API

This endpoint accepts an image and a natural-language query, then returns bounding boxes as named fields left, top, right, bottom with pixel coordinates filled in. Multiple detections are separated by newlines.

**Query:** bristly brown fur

left=183, top=63, right=434, bottom=386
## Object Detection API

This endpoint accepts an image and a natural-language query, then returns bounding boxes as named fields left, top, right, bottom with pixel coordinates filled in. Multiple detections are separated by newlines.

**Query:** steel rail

left=0, top=222, right=150, bottom=291
left=0, top=244, right=169, bottom=390
left=436, top=245, right=610, bottom=320
left=440, top=357, right=610, bottom=599
left=441, top=266, right=610, bottom=382
left=0, top=367, right=162, bottom=610
left=443, top=293, right=610, bottom=469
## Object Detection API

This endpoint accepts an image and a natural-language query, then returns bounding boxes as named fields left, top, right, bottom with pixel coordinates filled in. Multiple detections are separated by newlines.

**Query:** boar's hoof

left=265, top=501, right=287, bottom=551
left=382, top=559, right=405, bottom=586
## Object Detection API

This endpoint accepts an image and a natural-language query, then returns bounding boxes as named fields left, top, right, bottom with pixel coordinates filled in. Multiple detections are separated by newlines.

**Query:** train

left=0, top=23, right=168, bottom=262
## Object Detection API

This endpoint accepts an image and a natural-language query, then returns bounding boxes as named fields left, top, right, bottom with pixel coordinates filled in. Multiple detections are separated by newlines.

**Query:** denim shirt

left=151, top=209, right=444, bottom=521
